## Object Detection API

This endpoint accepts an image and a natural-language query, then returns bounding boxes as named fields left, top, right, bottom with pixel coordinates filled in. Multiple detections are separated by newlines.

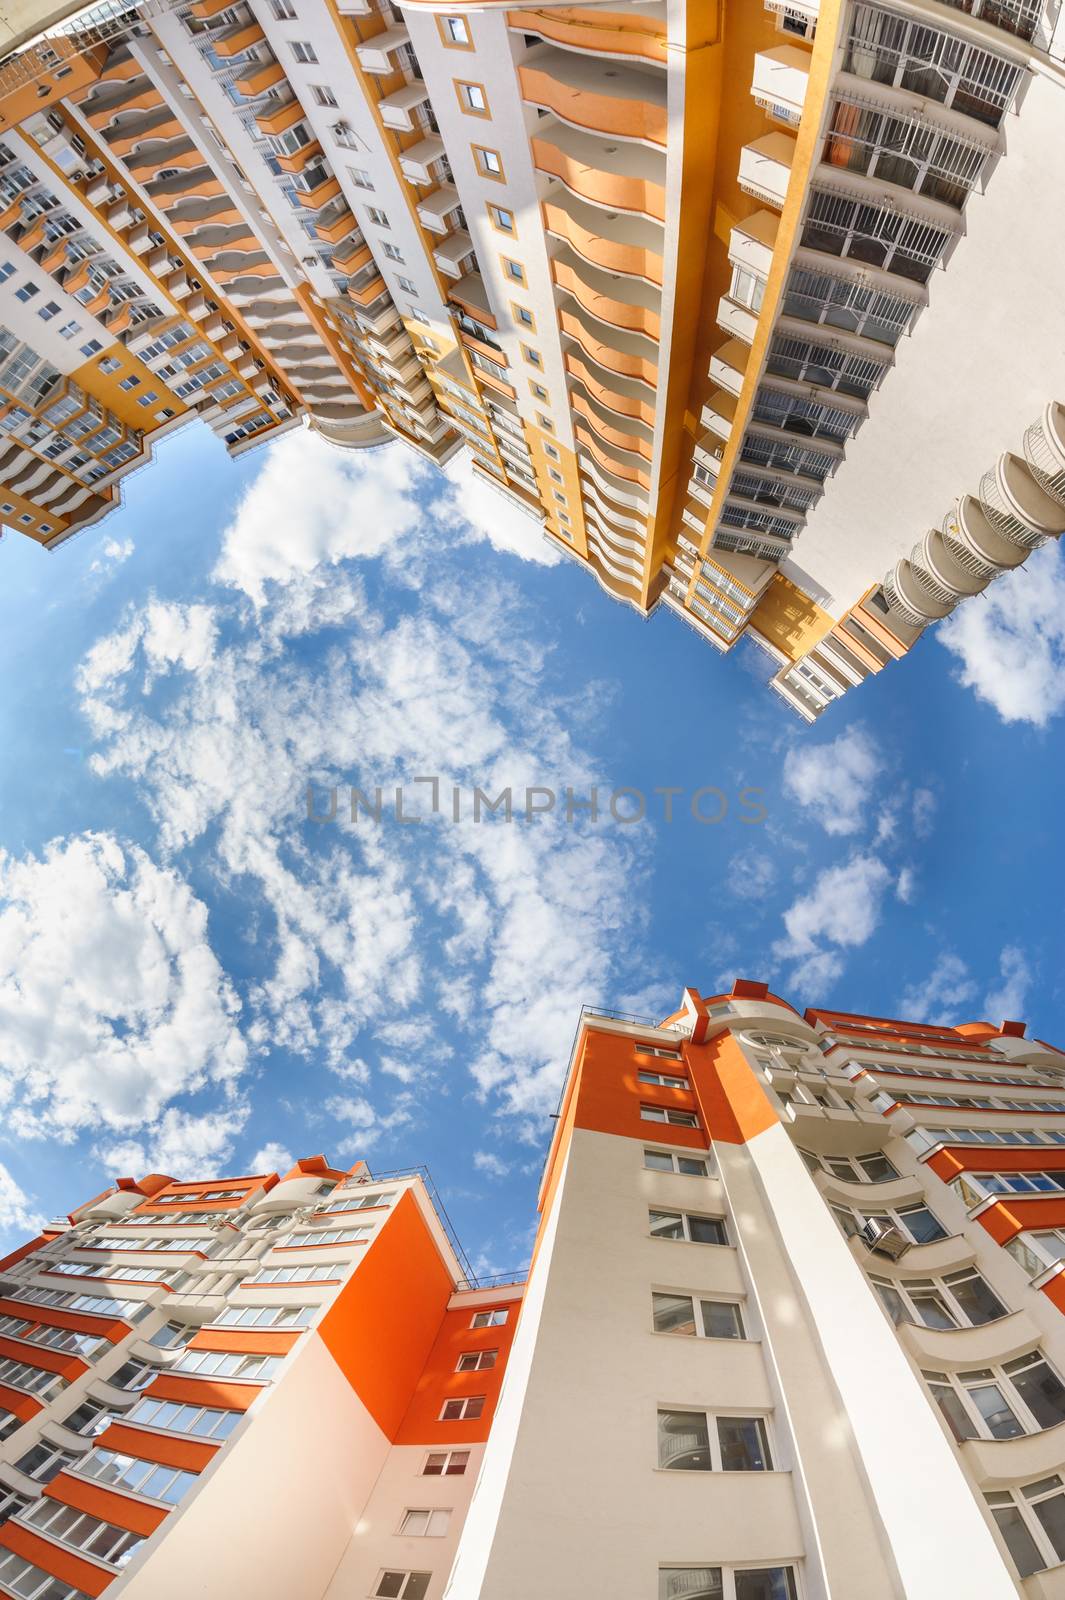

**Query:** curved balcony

left=186, top=223, right=259, bottom=254
left=814, top=1168, right=926, bottom=1210
left=249, top=1176, right=334, bottom=1216
left=898, top=1307, right=1041, bottom=1372
left=564, top=349, right=656, bottom=427
left=585, top=550, right=645, bottom=607
left=531, top=122, right=665, bottom=220
left=576, top=424, right=651, bottom=489
left=570, top=384, right=653, bottom=462
left=963, top=1415, right=1065, bottom=1487
left=168, top=198, right=245, bottom=234
left=542, top=191, right=662, bottom=284
left=552, top=250, right=660, bottom=340
left=105, top=110, right=183, bottom=157
left=508, top=5, right=667, bottom=64
left=81, top=82, right=159, bottom=129
left=126, top=138, right=200, bottom=177
left=149, top=168, right=225, bottom=203
left=944, top=495, right=1026, bottom=577
left=856, top=1228, right=974, bottom=1276
left=980, top=452, right=1065, bottom=550
left=1023, top=401, right=1065, bottom=507
left=519, top=47, right=667, bottom=147
left=885, top=559, right=952, bottom=625
left=913, top=526, right=990, bottom=601
left=578, top=448, right=650, bottom=512
left=582, top=496, right=647, bottom=547
left=587, top=526, right=645, bottom=580
left=559, top=306, right=658, bottom=389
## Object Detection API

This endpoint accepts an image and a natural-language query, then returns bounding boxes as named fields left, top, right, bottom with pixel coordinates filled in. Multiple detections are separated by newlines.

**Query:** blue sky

left=1, top=420, right=1063, bottom=1274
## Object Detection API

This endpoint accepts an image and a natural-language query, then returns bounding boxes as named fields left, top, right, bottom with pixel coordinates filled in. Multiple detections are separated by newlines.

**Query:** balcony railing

left=844, top=4, right=1024, bottom=129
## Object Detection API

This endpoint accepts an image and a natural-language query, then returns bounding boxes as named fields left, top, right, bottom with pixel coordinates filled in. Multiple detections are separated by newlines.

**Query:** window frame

left=651, top=1290, right=746, bottom=1341
left=436, top=13, right=473, bottom=48
left=649, top=1209, right=729, bottom=1246
left=455, top=80, right=490, bottom=118
left=657, top=1407, right=774, bottom=1473
left=472, top=144, right=505, bottom=181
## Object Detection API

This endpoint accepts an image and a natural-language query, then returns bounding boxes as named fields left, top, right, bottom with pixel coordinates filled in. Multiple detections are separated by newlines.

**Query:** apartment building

left=1, top=0, right=1062, bottom=713
left=4, top=985, right=1065, bottom=1597
left=0, top=1155, right=525, bottom=1600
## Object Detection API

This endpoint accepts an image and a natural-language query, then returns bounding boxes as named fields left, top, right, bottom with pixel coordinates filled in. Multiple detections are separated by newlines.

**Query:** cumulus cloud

left=983, top=945, right=1031, bottom=1024
left=0, top=833, right=246, bottom=1143
left=782, top=727, right=881, bottom=836
left=88, top=537, right=134, bottom=577
left=729, top=849, right=777, bottom=901
left=938, top=543, right=1065, bottom=726
left=0, top=1163, right=45, bottom=1236
left=896, top=866, right=917, bottom=904
left=899, top=953, right=977, bottom=1025
left=911, top=788, right=936, bottom=839
left=473, top=1151, right=511, bottom=1179
left=248, top=1141, right=294, bottom=1176
left=97, top=1106, right=249, bottom=1181
left=441, top=451, right=561, bottom=566
left=774, top=854, right=892, bottom=992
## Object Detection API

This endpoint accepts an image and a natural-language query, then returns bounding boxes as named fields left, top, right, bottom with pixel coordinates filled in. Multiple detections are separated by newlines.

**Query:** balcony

left=701, top=389, right=738, bottom=441
left=355, top=25, right=411, bottom=74
left=542, top=191, right=663, bottom=284
left=552, top=253, right=661, bottom=340
left=1024, top=402, right=1065, bottom=505
left=885, top=559, right=954, bottom=626
left=399, top=135, right=446, bottom=186
left=943, top=495, right=1027, bottom=577
left=378, top=82, right=432, bottom=132
left=213, top=20, right=266, bottom=58
left=508, top=5, right=667, bottom=63
left=518, top=46, right=668, bottom=148
left=558, top=305, right=658, bottom=390
left=729, top=210, right=779, bottom=279
left=531, top=122, right=665, bottom=221
left=912, top=528, right=988, bottom=602
left=709, top=339, right=750, bottom=397
left=416, top=183, right=462, bottom=235
left=716, top=295, right=759, bottom=344
left=751, top=45, right=810, bottom=125
left=738, top=131, right=796, bottom=208
left=433, top=228, right=474, bottom=279
left=979, top=452, right=1065, bottom=550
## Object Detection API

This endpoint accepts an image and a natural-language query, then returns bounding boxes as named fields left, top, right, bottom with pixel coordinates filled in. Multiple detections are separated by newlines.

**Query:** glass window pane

left=650, top=1211, right=684, bottom=1240
left=857, top=1154, right=898, bottom=1182
left=701, top=1301, right=744, bottom=1339
left=658, top=1410, right=711, bottom=1470
left=990, top=1505, right=1043, bottom=1578
left=968, top=1382, right=1024, bottom=1440
left=928, top=1382, right=977, bottom=1442
left=1009, top=1359, right=1065, bottom=1430
left=910, top=1290, right=957, bottom=1330
left=645, top=1150, right=673, bottom=1171
left=659, top=1570, right=723, bottom=1600
left=688, top=1216, right=727, bottom=1245
left=717, top=1416, right=771, bottom=1471
left=1033, top=1493, right=1065, bottom=1563
left=677, top=1157, right=707, bottom=1176
left=404, top=1576, right=430, bottom=1600
left=735, top=1570, right=799, bottom=1600
left=946, top=1272, right=1006, bottom=1326
left=873, top=1282, right=907, bottom=1326
left=375, top=1577, right=405, bottom=1599
left=899, top=1205, right=947, bottom=1243
left=653, top=1294, right=697, bottom=1336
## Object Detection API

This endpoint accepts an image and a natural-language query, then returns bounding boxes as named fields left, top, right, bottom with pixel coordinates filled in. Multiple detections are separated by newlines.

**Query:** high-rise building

left=4, top=983, right=1065, bottom=1597
left=0, top=3, right=1063, bottom=651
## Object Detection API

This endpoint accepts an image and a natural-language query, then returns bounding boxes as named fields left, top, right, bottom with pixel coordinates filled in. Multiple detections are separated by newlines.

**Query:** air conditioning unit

left=859, top=1219, right=910, bottom=1260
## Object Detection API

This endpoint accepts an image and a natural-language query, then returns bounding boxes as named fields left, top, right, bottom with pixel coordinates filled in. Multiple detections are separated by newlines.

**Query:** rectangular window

left=652, top=1292, right=744, bottom=1340
left=37, top=301, right=59, bottom=321
left=657, top=1411, right=771, bottom=1472
left=14, top=282, right=38, bottom=302
left=367, top=207, right=390, bottom=228
left=374, top=1575, right=430, bottom=1600
left=396, top=276, right=418, bottom=295
left=290, top=40, right=317, bottom=62
left=520, top=343, right=541, bottom=368
left=423, top=1449, right=469, bottom=1475
left=456, top=81, right=489, bottom=116
left=472, top=145, right=504, bottom=180
left=439, top=15, right=471, bottom=45
left=58, top=321, right=80, bottom=339
left=99, top=356, right=122, bottom=374
left=399, top=1508, right=451, bottom=1537
left=312, top=85, right=338, bottom=107
left=0, top=262, right=14, bottom=282
left=641, top=1105, right=698, bottom=1128
left=348, top=166, right=374, bottom=190
left=383, top=242, right=405, bottom=262
left=456, top=1350, right=496, bottom=1371
left=639, top=1071, right=688, bottom=1089
left=649, top=1210, right=728, bottom=1245
left=439, top=1395, right=484, bottom=1420
left=80, top=340, right=102, bottom=357
left=502, top=257, right=525, bottom=285
left=488, top=203, right=514, bottom=234
left=271, top=0, right=296, bottom=16
left=471, top=1309, right=507, bottom=1328
left=118, top=374, right=141, bottom=390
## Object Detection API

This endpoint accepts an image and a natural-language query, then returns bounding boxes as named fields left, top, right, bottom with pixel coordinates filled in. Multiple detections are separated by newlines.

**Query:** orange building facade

left=4, top=984, right=1065, bottom=1596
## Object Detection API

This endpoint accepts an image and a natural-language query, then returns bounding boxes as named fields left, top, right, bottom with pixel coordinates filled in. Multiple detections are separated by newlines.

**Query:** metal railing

left=363, top=1165, right=525, bottom=1292
left=845, top=4, right=1024, bottom=129
left=0, top=0, right=175, bottom=98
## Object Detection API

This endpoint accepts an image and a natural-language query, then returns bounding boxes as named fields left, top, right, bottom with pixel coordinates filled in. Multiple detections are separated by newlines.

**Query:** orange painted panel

left=931, top=1147, right=1065, bottom=1178
left=395, top=1296, right=520, bottom=1446
left=693, top=1032, right=779, bottom=1145
left=0, top=1299, right=128, bottom=1343
left=0, top=1382, right=42, bottom=1422
left=142, top=1374, right=262, bottom=1411
left=0, top=1336, right=85, bottom=1381
left=0, top=1523, right=111, bottom=1598
left=46, top=1472, right=167, bottom=1537
left=96, top=1420, right=219, bottom=1471
left=0, top=1236, right=47, bottom=1273
left=572, top=1030, right=709, bottom=1150
left=317, top=1189, right=455, bottom=1439
left=977, top=1198, right=1065, bottom=1245
left=186, top=1328, right=300, bottom=1356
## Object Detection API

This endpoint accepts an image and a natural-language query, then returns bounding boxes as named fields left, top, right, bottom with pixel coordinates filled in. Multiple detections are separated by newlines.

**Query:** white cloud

left=912, top=788, right=936, bottom=839
left=0, top=1163, right=44, bottom=1236
left=782, top=727, right=882, bottom=837
left=0, top=833, right=246, bottom=1143
left=983, top=945, right=1031, bottom=1024
left=938, top=543, right=1065, bottom=726
left=473, top=1151, right=511, bottom=1179
left=88, top=537, right=134, bottom=577
left=248, top=1141, right=294, bottom=1176
left=899, top=953, right=977, bottom=1025
left=774, top=854, right=892, bottom=991
left=728, top=849, right=777, bottom=901
left=440, top=452, right=560, bottom=566
left=97, top=1106, right=249, bottom=1181
left=896, top=866, right=917, bottom=904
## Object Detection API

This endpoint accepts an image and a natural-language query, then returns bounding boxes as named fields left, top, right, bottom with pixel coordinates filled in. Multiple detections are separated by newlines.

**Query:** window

left=817, top=1150, right=899, bottom=1183
left=271, top=0, right=296, bottom=16
left=99, top=356, right=122, bottom=374
left=374, top=1575, right=429, bottom=1600
left=176, top=1350, right=281, bottom=1381
left=15, top=1443, right=77, bottom=1483
left=502, top=257, right=525, bottom=285
left=924, top=1352, right=1065, bottom=1441
left=247, top=1262, right=341, bottom=1284
left=649, top=1210, right=728, bottom=1245
left=214, top=1304, right=313, bottom=1329
left=58, top=321, right=80, bottom=339
left=473, top=145, right=504, bottom=180
left=23, top=1498, right=143, bottom=1568
left=642, top=1105, right=698, bottom=1128
left=0, top=261, right=14, bottom=282
left=61, top=1399, right=111, bottom=1437
left=529, top=382, right=548, bottom=401
left=439, top=15, right=471, bottom=45
left=137, top=391, right=159, bottom=407
left=457, top=1350, right=496, bottom=1371
left=652, top=1293, right=744, bottom=1340
left=396, top=276, right=418, bottom=295
left=290, top=40, right=317, bottom=63
left=986, top=1477, right=1065, bottom=1579
left=520, top=342, right=541, bottom=368
left=543, top=442, right=559, bottom=460
left=423, top=1449, right=469, bottom=1475
left=78, top=1447, right=196, bottom=1504
left=456, top=81, right=489, bottom=115
left=488, top=203, right=514, bottom=234
left=657, top=1410, right=771, bottom=1472
left=312, top=85, right=338, bottom=107
left=14, top=282, right=38, bottom=302
left=324, top=1191, right=393, bottom=1213
left=512, top=305, right=534, bottom=330
left=834, top=1200, right=947, bottom=1245
left=0, top=1551, right=89, bottom=1600
left=870, top=1266, right=1006, bottom=1330
left=367, top=207, right=390, bottom=228
left=348, top=166, right=374, bottom=190
left=440, top=1395, right=484, bottom=1420
left=282, top=1225, right=369, bottom=1246
left=639, top=1071, right=688, bottom=1089
left=399, top=1508, right=451, bottom=1537
left=37, top=301, right=59, bottom=321
left=118, top=374, right=141, bottom=390
left=471, top=1308, right=507, bottom=1328
left=659, top=1569, right=798, bottom=1600
left=383, top=242, right=405, bottom=262
left=537, top=412, right=554, bottom=431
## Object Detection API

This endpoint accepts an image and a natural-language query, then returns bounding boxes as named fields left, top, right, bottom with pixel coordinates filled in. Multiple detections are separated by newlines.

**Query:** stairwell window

left=456, top=81, right=490, bottom=117
left=312, top=85, right=338, bottom=107
left=374, top=1575, right=430, bottom=1600
left=657, top=1410, right=772, bottom=1472
left=399, top=1508, right=451, bottom=1536
left=440, top=1395, right=484, bottom=1420
left=438, top=14, right=471, bottom=46
left=471, top=1308, right=507, bottom=1328
left=652, top=1292, right=744, bottom=1340
left=659, top=1568, right=798, bottom=1600
left=457, top=1349, right=496, bottom=1371
left=423, top=1449, right=469, bottom=1475
left=270, top=0, right=296, bottom=16
left=650, top=1210, right=728, bottom=1245
left=644, top=1149, right=710, bottom=1176
left=290, top=40, right=318, bottom=63
left=641, top=1105, right=698, bottom=1128
left=986, top=1478, right=1065, bottom=1579
left=472, top=145, right=504, bottom=180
